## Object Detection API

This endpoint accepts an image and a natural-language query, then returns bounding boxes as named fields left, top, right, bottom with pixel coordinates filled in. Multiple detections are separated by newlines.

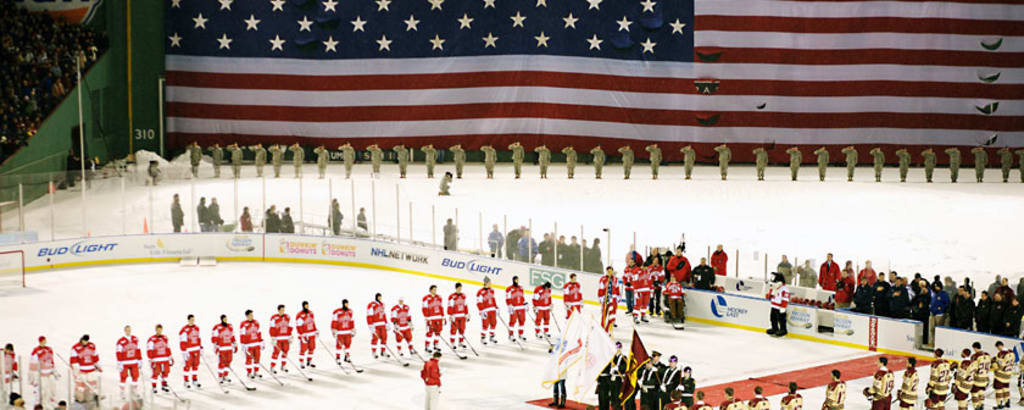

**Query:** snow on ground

left=1, top=261, right=876, bottom=410
left=10, top=161, right=1024, bottom=285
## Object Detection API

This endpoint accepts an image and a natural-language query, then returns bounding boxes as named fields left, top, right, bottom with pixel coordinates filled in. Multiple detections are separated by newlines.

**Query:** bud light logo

left=710, top=295, right=748, bottom=319
left=441, top=258, right=502, bottom=275
left=38, top=241, right=118, bottom=257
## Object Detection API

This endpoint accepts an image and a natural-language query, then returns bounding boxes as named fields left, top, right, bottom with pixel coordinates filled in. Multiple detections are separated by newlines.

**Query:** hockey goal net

left=0, top=250, right=25, bottom=288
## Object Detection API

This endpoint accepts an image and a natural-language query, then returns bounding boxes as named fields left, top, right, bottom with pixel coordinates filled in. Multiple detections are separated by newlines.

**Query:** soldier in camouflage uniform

left=248, top=143, right=266, bottom=177
left=998, top=147, right=1012, bottom=183
left=367, top=144, right=384, bottom=175
left=449, top=144, right=466, bottom=179
left=508, top=142, right=524, bottom=179
left=869, top=147, right=885, bottom=182
left=420, top=144, right=436, bottom=179
left=714, top=144, right=731, bottom=180
left=534, top=145, right=550, bottom=179
left=921, top=148, right=936, bottom=183
left=289, top=143, right=304, bottom=178
left=618, top=145, right=634, bottom=179
left=188, top=142, right=202, bottom=178
left=785, top=146, right=801, bottom=181
left=393, top=144, right=409, bottom=178
left=841, top=146, right=857, bottom=182
left=227, top=143, right=243, bottom=179
left=339, top=143, right=356, bottom=179
left=561, top=146, right=577, bottom=179
left=269, top=144, right=285, bottom=178
left=590, top=145, right=605, bottom=179
left=1017, top=149, right=1024, bottom=183
left=645, top=144, right=662, bottom=179
left=813, top=147, right=829, bottom=181
left=209, top=143, right=224, bottom=178
left=314, top=145, right=330, bottom=179
left=944, top=147, right=961, bottom=183
left=752, top=147, right=768, bottom=181
left=895, top=148, right=910, bottom=182
left=971, top=146, right=987, bottom=183
left=481, top=145, right=497, bottom=179
left=681, top=145, right=695, bottom=180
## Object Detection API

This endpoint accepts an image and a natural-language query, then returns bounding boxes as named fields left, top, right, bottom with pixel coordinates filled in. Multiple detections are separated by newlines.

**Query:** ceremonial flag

left=619, top=329, right=649, bottom=407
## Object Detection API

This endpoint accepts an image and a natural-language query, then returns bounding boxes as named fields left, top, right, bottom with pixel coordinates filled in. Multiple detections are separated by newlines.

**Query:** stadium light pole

left=77, top=51, right=87, bottom=236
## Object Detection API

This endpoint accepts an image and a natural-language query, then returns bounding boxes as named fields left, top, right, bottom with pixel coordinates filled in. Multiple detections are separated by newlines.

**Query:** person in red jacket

left=421, top=351, right=442, bottom=409
left=819, top=253, right=841, bottom=291
left=858, top=260, right=877, bottom=287
left=667, top=247, right=692, bottom=284
left=665, top=276, right=686, bottom=325
left=835, top=269, right=856, bottom=308
left=711, top=245, right=728, bottom=277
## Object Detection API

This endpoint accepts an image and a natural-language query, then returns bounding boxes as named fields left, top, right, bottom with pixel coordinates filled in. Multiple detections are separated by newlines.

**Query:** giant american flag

left=165, top=0, right=1024, bottom=163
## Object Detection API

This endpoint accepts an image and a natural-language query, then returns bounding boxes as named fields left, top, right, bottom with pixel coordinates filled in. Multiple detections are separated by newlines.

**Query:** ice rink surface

left=4, top=261, right=895, bottom=410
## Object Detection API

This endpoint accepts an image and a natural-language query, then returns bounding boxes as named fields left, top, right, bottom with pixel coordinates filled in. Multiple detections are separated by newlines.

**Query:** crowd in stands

left=0, top=0, right=105, bottom=162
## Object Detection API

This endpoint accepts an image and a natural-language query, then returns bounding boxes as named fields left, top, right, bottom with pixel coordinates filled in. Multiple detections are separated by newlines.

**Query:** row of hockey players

left=4, top=274, right=603, bottom=407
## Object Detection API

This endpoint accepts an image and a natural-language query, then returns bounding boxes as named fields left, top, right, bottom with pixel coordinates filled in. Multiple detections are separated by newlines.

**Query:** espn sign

left=529, top=268, right=567, bottom=289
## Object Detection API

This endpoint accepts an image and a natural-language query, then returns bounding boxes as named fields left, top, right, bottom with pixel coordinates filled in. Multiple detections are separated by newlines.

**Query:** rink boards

left=2, top=233, right=1001, bottom=360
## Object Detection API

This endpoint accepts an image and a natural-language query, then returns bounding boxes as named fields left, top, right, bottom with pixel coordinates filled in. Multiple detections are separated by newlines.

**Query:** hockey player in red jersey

left=633, top=264, right=653, bottom=323
left=367, top=293, right=391, bottom=359
left=422, top=285, right=445, bottom=354
left=115, top=325, right=142, bottom=398
left=2, top=343, right=16, bottom=386
left=391, top=296, right=416, bottom=358
left=30, top=336, right=57, bottom=409
left=240, top=310, right=264, bottom=379
left=767, top=273, right=791, bottom=337
left=598, top=266, right=621, bottom=332
left=447, top=283, right=469, bottom=349
left=331, top=299, right=356, bottom=364
left=623, top=258, right=642, bottom=315
left=147, top=324, right=173, bottom=393
left=269, top=305, right=292, bottom=374
left=211, top=314, right=237, bottom=384
left=477, top=277, right=498, bottom=344
left=179, top=314, right=202, bottom=388
left=506, top=276, right=528, bottom=341
left=70, top=334, right=101, bottom=401
left=296, top=301, right=318, bottom=369
left=533, top=281, right=552, bottom=338
left=562, top=273, right=582, bottom=319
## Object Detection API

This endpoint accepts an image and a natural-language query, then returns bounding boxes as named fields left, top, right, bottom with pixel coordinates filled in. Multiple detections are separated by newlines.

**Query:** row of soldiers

left=185, top=142, right=1024, bottom=183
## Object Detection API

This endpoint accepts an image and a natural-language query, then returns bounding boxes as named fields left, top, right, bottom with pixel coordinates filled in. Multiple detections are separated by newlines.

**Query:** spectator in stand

left=487, top=225, right=504, bottom=258
left=567, top=236, right=582, bottom=270
left=443, top=218, right=458, bottom=251
left=667, top=247, right=692, bottom=284
left=951, top=287, right=975, bottom=330
left=693, top=258, right=715, bottom=290
left=841, top=261, right=855, bottom=290
left=280, top=207, right=294, bottom=233
left=538, top=233, right=554, bottom=266
left=197, top=197, right=209, bottom=232
left=208, top=198, right=223, bottom=232
left=265, top=205, right=281, bottom=233
left=975, top=291, right=993, bottom=333
left=990, top=292, right=1007, bottom=335
left=1016, top=278, right=1024, bottom=304
left=928, top=282, right=950, bottom=344
left=171, top=194, right=184, bottom=233
left=239, top=207, right=253, bottom=232
left=995, top=277, right=1015, bottom=302
left=584, top=238, right=602, bottom=274
left=1002, top=297, right=1023, bottom=337
left=555, top=236, right=568, bottom=268
left=819, top=254, right=841, bottom=291
left=889, top=279, right=910, bottom=319
left=777, top=255, right=793, bottom=284
left=834, top=268, right=855, bottom=309
left=942, top=277, right=956, bottom=301
left=797, top=260, right=817, bottom=289
left=857, top=260, right=877, bottom=286
left=357, top=208, right=368, bottom=232
left=911, top=273, right=924, bottom=296
left=852, top=277, right=873, bottom=313
left=911, top=284, right=931, bottom=344
left=506, top=226, right=524, bottom=262
left=518, top=229, right=537, bottom=263
left=987, top=275, right=1002, bottom=296
left=711, top=245, right=728, bottom=276
left=872, top=272, right=891, bottom=317
left=963, top=277, right=975, bottom=300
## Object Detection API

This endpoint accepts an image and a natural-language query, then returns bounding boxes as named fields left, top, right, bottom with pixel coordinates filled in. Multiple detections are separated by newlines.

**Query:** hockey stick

left=285, top=357, right=314, bottom=382
left=146, top=363, right=187, bottom=403
left=225, top=364, right=257, bottom=391
left=496, top=312, right=526, bottom=350
left=316, top=335, right=364, bottom=373
left=382, top=344, right=410, bottom=367
left=198, top=353, right=230, bottom=394
left=315, top=336, right=352, bottom=375
left=552, top=311, right=564, bottom=333
left=438, top=337, right=467, bottom=360
left=258, top=363, right=286, bottom=386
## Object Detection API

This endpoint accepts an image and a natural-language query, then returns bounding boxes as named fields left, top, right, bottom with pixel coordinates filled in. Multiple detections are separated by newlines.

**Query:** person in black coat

left=692, top=258, right=715, bottom=290
left=911, top=285, right=932, bottom=344
left=1001, top=297, right=1023, bottom=337
left=852, top=278, right=874, bottom=314
left=872, top=274, right=891, bottom=317
left=989, top=292, right=1008, bottom=335
left=538, top=233, right=554, bottom=266
left=280, top=207, right=295, bottom=233
left=889, top=279, right=911, bottom=319
left=952, top=287, right=976, bottom=330
left=265, top=205, right=281, bottom=233
left=975, top=291, right=993, bottom=333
